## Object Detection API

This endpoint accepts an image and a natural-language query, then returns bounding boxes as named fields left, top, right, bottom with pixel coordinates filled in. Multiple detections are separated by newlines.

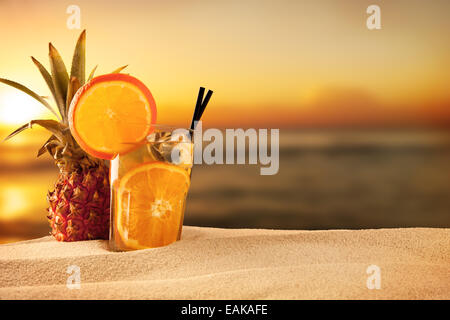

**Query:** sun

left=0, top=91, right=53, bottom=125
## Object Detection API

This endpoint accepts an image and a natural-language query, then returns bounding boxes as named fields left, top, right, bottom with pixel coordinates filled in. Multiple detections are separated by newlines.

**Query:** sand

left=0, top=226, right=449, bottom=300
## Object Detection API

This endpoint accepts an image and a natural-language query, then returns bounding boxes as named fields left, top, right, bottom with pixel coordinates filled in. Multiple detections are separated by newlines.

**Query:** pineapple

left=0, top=30, right=123, bottom=241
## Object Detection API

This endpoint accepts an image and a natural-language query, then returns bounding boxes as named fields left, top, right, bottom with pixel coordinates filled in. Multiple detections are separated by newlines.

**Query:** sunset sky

left=0, top=0, right=449, bottom=128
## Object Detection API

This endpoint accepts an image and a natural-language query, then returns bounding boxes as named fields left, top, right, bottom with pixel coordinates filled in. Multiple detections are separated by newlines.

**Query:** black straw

left=190, top=87, right=213, bottom=130
left=198, top=90, right=212, bottom=120
left=192, top=87, right=205, bottom=128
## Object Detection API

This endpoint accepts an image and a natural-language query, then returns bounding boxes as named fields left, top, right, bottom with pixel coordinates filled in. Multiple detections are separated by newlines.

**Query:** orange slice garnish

left=69, top=73, right=157, bottom=160
left=116, top=161, right=190, bottom=249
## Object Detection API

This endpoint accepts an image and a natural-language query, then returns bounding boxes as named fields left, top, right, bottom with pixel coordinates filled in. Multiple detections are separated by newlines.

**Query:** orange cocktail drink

left=109, top=126, right=193, bottom=251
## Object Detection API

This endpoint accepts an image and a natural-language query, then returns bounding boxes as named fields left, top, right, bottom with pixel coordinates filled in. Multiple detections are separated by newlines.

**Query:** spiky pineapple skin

left=47, top=164, right=110, bottom=241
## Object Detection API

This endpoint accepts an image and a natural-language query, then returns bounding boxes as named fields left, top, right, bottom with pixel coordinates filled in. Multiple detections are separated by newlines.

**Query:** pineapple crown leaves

left=0, top=30, right=128, bottom=161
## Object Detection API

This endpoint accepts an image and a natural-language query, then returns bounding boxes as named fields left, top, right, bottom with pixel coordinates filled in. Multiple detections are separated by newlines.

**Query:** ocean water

left=184, top=129, right=450, bottom=229
left=1, top=129, right=450, bottom=243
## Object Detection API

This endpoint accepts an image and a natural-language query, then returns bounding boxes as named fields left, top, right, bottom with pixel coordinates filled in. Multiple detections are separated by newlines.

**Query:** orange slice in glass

left=116, top=161, right=190, bottom=249
left=69, top=73, right=157, bottom=160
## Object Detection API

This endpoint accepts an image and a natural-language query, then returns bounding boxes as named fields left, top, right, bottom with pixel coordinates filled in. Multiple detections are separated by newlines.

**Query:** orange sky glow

left=0, top=0, right=449, bottom=129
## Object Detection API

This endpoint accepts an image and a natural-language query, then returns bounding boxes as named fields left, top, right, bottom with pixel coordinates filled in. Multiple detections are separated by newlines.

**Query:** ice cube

left=147, top=143, right=165, bottom=161
left=158, top=141, right=176, bottom=162
left=146, top=132, right=158, bottom=143
left=146, top=131, right=172, bottom=143
left=146, top=130, right=193, bottom=166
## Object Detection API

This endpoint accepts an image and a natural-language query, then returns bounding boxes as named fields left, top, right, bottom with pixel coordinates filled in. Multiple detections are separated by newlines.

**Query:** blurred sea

left=1, top=129, right=450, bottom=243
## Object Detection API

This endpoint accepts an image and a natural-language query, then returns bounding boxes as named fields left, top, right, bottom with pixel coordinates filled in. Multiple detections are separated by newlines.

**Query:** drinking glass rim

left=118, top=125, right=194, bottom=145
left=145, top=124, right=194, bottom=144
left=150, top=124, right=195, bottom=133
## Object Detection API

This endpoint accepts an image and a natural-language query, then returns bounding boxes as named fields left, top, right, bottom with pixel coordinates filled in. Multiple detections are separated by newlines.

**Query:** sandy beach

left=0, top=226, right=449, bottom=300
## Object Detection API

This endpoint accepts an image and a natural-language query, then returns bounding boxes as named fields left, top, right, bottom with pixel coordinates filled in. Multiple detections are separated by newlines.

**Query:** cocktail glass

left=109, top=125, right=194, bottom=251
